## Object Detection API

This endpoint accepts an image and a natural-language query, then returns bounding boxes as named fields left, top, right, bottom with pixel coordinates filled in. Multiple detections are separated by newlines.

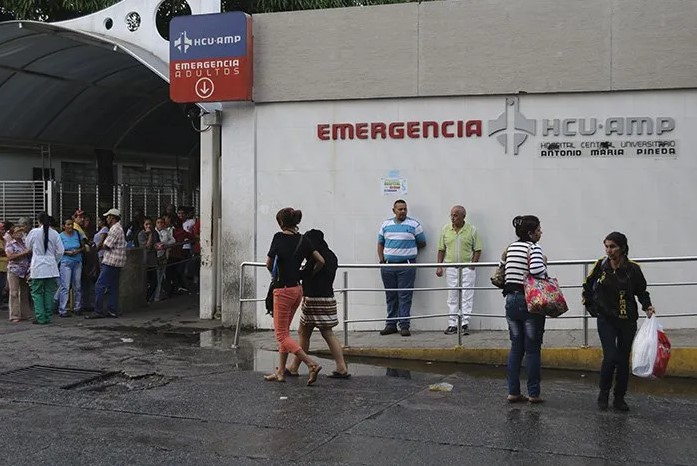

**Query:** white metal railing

left=0, top=180, right=46, bottom=223
left=52, top=182, right=200, bottom=224
left=232, top=257, right=697, bottom=349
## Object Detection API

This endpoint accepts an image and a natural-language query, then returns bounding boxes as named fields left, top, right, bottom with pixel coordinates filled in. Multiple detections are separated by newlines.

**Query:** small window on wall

left=62, top=162, right=98, bottom=185
left=33, top=168, right=55, bottom=181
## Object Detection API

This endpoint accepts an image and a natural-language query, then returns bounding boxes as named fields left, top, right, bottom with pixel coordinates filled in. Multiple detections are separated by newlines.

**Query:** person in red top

left=192, top=218, right=201, bottom=254
left=167, top=217, right=194, bottom=296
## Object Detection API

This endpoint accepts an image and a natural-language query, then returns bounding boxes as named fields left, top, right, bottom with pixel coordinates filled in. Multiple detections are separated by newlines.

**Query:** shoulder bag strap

left=293, top=233, right=304, bottom=257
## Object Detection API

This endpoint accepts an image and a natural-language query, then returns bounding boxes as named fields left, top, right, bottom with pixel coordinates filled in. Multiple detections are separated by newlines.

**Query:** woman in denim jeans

left=502, top=215, right=547, bottom=404
left=582, top=232, right=655, bottom=411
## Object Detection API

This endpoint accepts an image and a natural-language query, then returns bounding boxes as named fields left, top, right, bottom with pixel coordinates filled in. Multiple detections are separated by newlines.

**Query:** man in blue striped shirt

left=377, top=200, right=426, bottom=336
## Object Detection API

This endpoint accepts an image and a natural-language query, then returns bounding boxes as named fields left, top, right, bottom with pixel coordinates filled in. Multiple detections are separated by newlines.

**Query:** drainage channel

left=0, top=365, right=114, bottom=389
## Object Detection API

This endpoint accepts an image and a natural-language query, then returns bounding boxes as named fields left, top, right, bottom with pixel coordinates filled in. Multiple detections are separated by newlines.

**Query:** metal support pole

left=343, top=271, right=349, bottom=348
left=59, top=182, right=63, bottom=221
left=457, top=267, right=463, bottom=346
left=232, top=264, right=246, bottom=349
left=582, top=263, right=590, bottom=348
left=46, top=181, right=54, bottom=217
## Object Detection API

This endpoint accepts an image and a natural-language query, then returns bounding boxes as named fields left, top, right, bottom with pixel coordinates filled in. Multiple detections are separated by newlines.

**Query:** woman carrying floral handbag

left=523, top=248, right=569, bottom=318
left=502, top=215, right=547, bottom=404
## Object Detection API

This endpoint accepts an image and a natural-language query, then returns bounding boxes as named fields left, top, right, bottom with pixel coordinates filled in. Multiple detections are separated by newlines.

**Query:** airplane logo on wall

left=174, top=31, right=192, bottom=53
left=487, top=97, right=536, bottom=155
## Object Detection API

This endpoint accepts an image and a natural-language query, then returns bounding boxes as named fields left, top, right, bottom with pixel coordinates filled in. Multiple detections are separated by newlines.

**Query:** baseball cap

left=102, top=208, right=121, bottom=217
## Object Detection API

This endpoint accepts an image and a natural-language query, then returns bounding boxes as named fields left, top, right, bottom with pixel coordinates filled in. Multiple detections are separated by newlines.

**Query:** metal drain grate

left=0, top=365, right=110, bottom=389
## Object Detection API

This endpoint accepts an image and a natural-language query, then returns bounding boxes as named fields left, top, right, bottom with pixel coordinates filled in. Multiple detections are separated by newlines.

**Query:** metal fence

left=0, top=179, right=200, bottom=227
left=0, top=181, right=46, bottom=223
left=232, top=256, right=697, bottom=349
left=52, top=182, right=200, bottom=224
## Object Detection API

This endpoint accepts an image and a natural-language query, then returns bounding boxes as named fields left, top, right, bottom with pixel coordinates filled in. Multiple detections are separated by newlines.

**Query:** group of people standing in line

left=0, top=204, right=200, bottom=324
left=265, top=201, right=658, bottom=409
left=2, top=209, right=128, bottom=322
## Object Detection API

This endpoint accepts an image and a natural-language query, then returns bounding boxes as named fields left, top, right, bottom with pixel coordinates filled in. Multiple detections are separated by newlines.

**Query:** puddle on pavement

left=106, top=327, right=697, bottom=398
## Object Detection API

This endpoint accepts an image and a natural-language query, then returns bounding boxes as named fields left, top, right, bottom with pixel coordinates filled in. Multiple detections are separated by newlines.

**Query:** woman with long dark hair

left=25, top=212, right=64, bottom=324
left=502, top=215, right=547, bottom=404
left=264, top=208, right=325, bottom=385
left=286, top=229, right=350, bottom=379
left=582, top=232, right=655, bottom=411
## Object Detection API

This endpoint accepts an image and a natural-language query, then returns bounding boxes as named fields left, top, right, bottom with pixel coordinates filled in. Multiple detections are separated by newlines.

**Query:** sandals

left=283, top=368, right=299, bottom=377
left=327, top=371, right=351, bottom=379
left=307, top=365, right=322, bottom=386
left=263, top=372, right=285, bottom=383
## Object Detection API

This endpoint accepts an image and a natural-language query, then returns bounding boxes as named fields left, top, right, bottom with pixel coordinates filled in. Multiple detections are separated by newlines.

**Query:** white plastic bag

left=632, top=316, right=659, bottom=378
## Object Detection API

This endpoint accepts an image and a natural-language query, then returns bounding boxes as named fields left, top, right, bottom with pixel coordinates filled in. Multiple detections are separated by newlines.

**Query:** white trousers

left=446, top=267, right=476, bottom=327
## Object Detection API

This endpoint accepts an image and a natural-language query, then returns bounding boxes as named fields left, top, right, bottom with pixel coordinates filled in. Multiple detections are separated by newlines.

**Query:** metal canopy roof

left=0, top=21, right=197, bottom=157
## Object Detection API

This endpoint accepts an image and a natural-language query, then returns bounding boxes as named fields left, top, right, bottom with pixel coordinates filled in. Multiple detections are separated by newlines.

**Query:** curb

left=316, top=347, right=697, bottom=378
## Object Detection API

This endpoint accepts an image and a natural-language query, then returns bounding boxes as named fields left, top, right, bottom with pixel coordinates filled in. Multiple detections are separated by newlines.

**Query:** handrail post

left=582, top=263, right=589, bottom=348
left=343, top=271, right=349, bottom=348
left=232, top=263, right=246, bottom=349
left=457, top=266, right=463, bottom=347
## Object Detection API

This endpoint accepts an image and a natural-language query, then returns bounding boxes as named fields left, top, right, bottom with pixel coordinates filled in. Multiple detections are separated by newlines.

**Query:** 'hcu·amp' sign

left=169, top=12, right=253, bottom=103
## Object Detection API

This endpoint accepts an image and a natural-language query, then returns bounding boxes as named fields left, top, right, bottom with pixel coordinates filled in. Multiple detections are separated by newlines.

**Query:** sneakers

left=380, top=326, right=410, bottom=336
left=444, top=326, right=458, bottom=335
left=461, top=324, right=469, bottom=335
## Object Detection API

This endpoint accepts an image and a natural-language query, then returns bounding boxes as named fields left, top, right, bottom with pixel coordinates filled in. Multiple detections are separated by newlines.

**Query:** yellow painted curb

left=314, top=347, right=697, bottom=377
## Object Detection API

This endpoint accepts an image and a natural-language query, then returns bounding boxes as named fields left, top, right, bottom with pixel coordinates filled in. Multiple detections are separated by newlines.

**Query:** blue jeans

left=94, top=264, right=121, bottom=315
left=380, top=266, right=416, bottom=329
left=505, top=292, right=546, bottom=397
left=58, top=261, right=82, bottom=314
left=597, top=316, right=637, bottom=397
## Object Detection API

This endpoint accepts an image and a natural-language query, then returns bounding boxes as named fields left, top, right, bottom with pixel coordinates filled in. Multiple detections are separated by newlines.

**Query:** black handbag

left=265, top=279, right=280, bottom=315
left=265, top=235, right=304, bottom=316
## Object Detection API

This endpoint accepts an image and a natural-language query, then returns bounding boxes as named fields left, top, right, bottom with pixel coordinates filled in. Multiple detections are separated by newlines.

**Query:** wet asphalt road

left=1, top=324, right=696, bottom=465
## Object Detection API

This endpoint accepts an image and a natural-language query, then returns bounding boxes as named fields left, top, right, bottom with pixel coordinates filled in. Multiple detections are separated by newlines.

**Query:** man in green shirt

left=436, top=205, right=483, bottom=335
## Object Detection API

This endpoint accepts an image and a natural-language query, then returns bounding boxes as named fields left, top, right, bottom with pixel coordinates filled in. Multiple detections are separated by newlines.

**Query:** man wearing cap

left=86, top=208, right=126, bottom=319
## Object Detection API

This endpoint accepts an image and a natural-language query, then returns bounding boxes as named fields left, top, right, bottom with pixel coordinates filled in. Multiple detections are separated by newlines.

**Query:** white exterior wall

left=231, top=89, right=697, bottom=330
left=0, top=154, right=62, bottom=181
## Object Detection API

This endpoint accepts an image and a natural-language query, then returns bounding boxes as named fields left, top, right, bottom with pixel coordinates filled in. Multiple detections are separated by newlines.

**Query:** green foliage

left=1, top=0, right=428, bottom=22
left=0, top=0, right=118, bottom=21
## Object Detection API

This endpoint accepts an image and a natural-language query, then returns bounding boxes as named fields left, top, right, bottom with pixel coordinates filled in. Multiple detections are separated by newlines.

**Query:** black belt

left=385, top=259, right=413, bottom=264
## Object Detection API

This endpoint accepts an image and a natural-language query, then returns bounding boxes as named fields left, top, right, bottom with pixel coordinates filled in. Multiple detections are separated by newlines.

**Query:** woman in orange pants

left=264, top=207, right=325, bottom=385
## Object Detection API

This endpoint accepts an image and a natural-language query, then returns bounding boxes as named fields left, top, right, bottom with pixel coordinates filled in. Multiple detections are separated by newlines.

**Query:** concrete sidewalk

left=5, top=295, right=695, bottom=377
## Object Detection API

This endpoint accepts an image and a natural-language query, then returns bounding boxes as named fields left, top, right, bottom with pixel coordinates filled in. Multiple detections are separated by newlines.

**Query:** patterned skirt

left=300, top=296, right=338, bottom=328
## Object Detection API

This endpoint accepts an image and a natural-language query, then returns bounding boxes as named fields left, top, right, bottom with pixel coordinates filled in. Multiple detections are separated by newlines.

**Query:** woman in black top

left=264, top=208, right=325, bottom=385
left=286, top=229, right=350, bottom=379
left=582, top=232, right=656, bottom=411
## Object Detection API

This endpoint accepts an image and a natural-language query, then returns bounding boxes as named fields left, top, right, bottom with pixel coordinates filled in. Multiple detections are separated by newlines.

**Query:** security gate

left=53, top=182, right=199, bottom=224
left=0, top=181, right=199, bottom=226
left=0, top=181, right=46, bottom=224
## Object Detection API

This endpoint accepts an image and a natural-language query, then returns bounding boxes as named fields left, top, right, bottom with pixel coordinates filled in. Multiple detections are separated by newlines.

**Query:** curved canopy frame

left=0, top=20, right=198, bottom=158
